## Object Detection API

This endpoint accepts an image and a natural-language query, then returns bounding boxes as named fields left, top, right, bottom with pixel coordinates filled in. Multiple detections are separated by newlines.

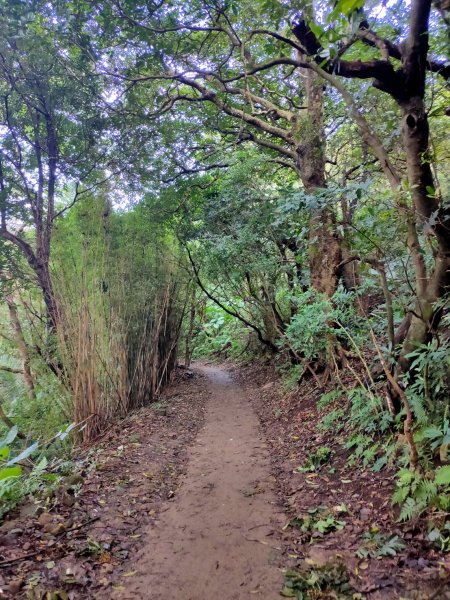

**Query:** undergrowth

left=275, top=290, right=450, bottom=527
left=281, top=563, right=356, bottom=599
left=0, top=423, right=78, bottom=519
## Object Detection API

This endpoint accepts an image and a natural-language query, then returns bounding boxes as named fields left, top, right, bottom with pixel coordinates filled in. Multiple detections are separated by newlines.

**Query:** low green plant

left=317, top=389, right=344, bottom=410
left=283, top=290, right=331, bottom=363
left=295, top=446, right=333, bottom=473
left=405, top=339, right=450, bottom=414
left=285, top=506, right=346, bottom=541
left=392, top=467, right=450, bottom=521
left=0, top=365, right=71, bottom=443
left=414, top=410, right=450, bottom=464
left=0, top=456, right=59, bottom=519
left=279, top=364, right=305, bottom=391
left=344, top=387, right=397, bottom=471
left=428, top=522, right=450, bottom=552
left=356, top=530, right=406, bottom=558
left=319, top=409, right=345, bottom=431
left=281, top=563, right=356, bottom=599
left=0, top=423, right=78, bottom=519
left=76, top=537, right=104, bottom=556
left=284, top=288, right=366, bottom=365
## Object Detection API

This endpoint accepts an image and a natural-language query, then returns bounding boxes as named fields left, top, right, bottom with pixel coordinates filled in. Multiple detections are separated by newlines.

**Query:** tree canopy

left=0, top=0, right=449, bottom=555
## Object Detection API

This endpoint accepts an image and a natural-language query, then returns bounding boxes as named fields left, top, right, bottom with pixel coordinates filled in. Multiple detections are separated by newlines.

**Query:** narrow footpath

left=112, top=364, right=284, bottom=599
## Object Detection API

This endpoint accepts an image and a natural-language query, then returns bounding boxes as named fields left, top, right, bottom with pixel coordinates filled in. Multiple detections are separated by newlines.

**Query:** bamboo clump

left=51, top=207, right=184, bottom=442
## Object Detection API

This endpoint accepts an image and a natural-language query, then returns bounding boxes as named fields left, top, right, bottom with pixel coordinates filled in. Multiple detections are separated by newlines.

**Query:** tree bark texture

left=296, top=66, right=342, bottom=298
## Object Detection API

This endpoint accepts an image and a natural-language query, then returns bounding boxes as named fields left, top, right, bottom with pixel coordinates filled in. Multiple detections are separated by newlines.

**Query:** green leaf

left=280, top=587, right=296, bottom=598
left=58, top=422, right=76, bottom=441
left=372, top=455, right=387, bottom=472
left=397, top=469, right=415, bottom=485
left=336, top=0, right=364, bottom=16
left=0, top=466, right=22, bottom=480
left=422, top=427, right=443, bottom=440
left=0, top=426, right=18, bottom=450
left=428, top=529, right=441, bottom=542
left=435, top=465, right=450, bottom=486
left=35, top=456, right=48, bottom=471
left=309, top=22, right=324, bottom=40
left=0, top=447, right=10, bottom=460
left=6, top=442, right=39, bottom=466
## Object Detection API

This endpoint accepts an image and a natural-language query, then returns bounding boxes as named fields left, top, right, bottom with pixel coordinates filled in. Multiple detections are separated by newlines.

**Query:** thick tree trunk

left=36, top=257, right=59, bottom=335
left=296, top=67, right=342, bottom=298
left=396, top=93, right=450, bottom=371
left=308, top=209, right=342, bottom=297
left=1, top=230, right=59, bottom=335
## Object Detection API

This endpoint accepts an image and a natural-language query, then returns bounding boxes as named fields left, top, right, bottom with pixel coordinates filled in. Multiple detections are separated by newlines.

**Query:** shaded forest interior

left=0, top=0, right=449, bottom=597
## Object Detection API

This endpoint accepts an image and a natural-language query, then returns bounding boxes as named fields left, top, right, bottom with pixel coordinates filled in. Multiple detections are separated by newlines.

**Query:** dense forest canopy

left=0, top=0, right=449, bottom=531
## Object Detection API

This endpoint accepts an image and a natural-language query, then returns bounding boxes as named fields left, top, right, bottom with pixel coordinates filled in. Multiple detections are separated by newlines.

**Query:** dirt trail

left=113, top=364, right=284, bottom=600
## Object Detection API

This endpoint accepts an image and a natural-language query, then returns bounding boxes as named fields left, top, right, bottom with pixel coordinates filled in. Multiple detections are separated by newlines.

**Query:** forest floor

left=236, top=362, right=450, bottom=600
left=0, top=362, right=449, bottom=599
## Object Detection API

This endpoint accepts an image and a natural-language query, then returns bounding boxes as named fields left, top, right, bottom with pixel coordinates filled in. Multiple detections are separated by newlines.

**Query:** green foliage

left=435, top=465, right=450, bottom=486
left=342, top=387, right=396, bottom=470
left=415, top=411, right=450, bottom=467
left=0, top=305, right=71, bottom=442
left=318, top=409, right=345, bottom=432
left=283, top=288, right=367, bottom=362
left=0, top=424, right=77, bottom=519
left=314, top=365, right=450, bottom=520
left=192, top=302, right=249, bottom=359
left=76, top=537, right=104, bottom=557
left=0, top=456, right=59, bottom=519
left=295, top=447, right=333, bottom=473
left=317, top=389, right=344, bottom=410
left=0, top=466, right=22, bottom=480
left=405, top=339, right=450, bottom=421
left=281, top=564, right=355, bottom=599
left=428, top=522, right=450, bottom=552
left=285, top=506, right=346, bottom=541
left=51, top=195, right=187, bottom=425
left=284, top=291, right=331, bottom=361
left=421, top=422, right=450, bottom=453
left=356, top=530, right=406, bottom=559
left=279, top=364, right=305, bottom=391
left=392, top=469, right=450, bottom=521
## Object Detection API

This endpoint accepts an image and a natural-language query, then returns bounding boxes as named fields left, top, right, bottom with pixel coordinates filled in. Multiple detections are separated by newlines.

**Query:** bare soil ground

left=110, top=364, right=284, bottom=600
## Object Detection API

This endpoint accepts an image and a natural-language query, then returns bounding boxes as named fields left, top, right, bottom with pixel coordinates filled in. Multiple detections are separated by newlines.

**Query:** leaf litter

left=0, top=369, right=207, bottom=598
left=237, top=363, right=450, bottom=600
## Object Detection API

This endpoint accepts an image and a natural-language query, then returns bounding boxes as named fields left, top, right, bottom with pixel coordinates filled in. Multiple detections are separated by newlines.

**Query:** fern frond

left=407, top=391, right=428, bottom=424
left=399, top=497, right=423, bottom=521
left=392, top=486, right=410, bottom=506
